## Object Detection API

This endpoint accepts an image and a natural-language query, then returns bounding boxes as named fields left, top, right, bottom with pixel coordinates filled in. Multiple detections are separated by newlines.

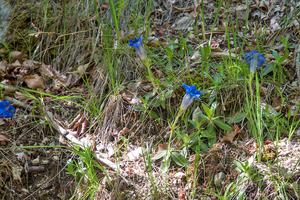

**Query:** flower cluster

left=245, top=50, right=265, bottom=73
left=128, top=35, right=147, bottom=60
left=180, top=84, right=203, bottom=110
left=0, top=101, right=16, bottom=119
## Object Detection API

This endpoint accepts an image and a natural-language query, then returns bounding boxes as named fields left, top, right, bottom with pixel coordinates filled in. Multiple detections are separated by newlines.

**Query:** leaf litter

left=1, top=0, right=300, bottom=199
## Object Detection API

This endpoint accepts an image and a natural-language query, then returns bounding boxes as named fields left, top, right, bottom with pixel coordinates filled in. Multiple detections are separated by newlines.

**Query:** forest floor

left=1, top=0, right=300, bottom=199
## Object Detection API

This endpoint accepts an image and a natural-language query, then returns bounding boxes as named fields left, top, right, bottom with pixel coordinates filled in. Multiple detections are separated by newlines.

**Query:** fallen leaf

left=0, top=134, right=8, bottom=142
left=223, top=124, right=240, bottom=143
left=211, top=51, right=237, bottom=59
left=155, top=142, right=168, bottom=153
left=172, top=6, right=194, bottom=13
left=272, top=97, right=282, bottom=107
left=10, top=51, right=27, bottom=63
left=12, top=166, right=23, bottom=181
left=178, top=188, right=186, bottom=200
left=23, top=74, right=46, bottom=90
left=14, top=91, right=33, bottom=103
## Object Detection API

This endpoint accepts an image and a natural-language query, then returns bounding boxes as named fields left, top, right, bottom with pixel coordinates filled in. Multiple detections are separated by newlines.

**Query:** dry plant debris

left=1, top=0, right=300, bottom=199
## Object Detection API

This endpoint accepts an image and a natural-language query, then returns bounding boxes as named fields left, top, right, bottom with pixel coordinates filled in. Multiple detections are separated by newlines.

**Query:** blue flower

left=245, top=51, right=265, bottom=72
left=180, top=84, right=203, bottom=110
left=128, top=35, right=147, bottom=60
left=0, top=101, right=16, bottom=119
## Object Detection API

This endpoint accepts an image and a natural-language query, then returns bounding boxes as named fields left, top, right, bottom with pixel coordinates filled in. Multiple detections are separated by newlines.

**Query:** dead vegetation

left=0, top=0, right=300, bottom=199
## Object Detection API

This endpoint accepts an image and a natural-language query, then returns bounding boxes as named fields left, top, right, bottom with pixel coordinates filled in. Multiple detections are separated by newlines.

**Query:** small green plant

left=152, top=144, right=186, bottom=172
left=192, top=102, right=233, bottom=148
left=132, top=93, right=160, bottom=120
left=263, top=36, right=292, bottom=82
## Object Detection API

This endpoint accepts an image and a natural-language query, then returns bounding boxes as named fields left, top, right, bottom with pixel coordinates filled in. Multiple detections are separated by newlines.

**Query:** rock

left=174, top=172, right=186, bottom=179
left=53, top=156, right=59, bottom=161
left=214, top=172, right=225, bottom=187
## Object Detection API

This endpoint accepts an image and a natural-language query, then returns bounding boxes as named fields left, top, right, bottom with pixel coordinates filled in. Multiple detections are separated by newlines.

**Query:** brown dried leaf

left=23, top=74, right=46, bottom=90
left=0, top=60, right=7, bottom=72
left=119, top=127, right=129, bottom=136
left=223, top=124, right=240, bottom=143
left=14, top=91, right=33, bottom=103
left=41, top=63, right=54, bottom=79
left=272, top=97, right=282, bottom=111
left=272, top=97, right=282, bottom=107
left=10, top=51, right=27, bottom=63
left=260, top=86, right=268, bottom=98
left=0, top=134, right=8, bottom=142
left=172, top=6, right=194, bottom=13
left=78, top=63, right=92, bottom=77
left=0, top=80, right=15, bottom=93
left=211, top=51, right=237, bottom=59
left=178, top=188, right=186, bottom=200
left=22, top=60, right=42, bottom=70
left=155, top=142, right=168, bottom=154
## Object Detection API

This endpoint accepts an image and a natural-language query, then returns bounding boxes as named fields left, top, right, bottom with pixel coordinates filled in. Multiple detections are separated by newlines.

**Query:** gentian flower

left=245, top=51, right=265, bottom=73
left=128, top=35, right=147, bottom=60
left=180, top=84, right=203, bottom=110
left=0, top=101, right=16, bottom=119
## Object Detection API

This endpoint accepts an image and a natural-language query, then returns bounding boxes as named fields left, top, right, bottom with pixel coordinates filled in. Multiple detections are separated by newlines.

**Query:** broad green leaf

left=132, top=105, right=145, bottom=112
left=201, top=130, right=215, bottom=138
left=165, top=46, right=173, bottom=58
left=149, top=111, right=159, bottom=119
left=208, top=137, right=216, bottom=148
left=188, top=119, right=196, bottom=127
left=234, top=160, right=245, bottom=172
left=152, top=150, right=167, bottom=160
left=171, top=152, right=186, bottom=167
left=263, top=63, right=276, bottom=76
left=228, top=112, right=246, bottom=124
left=273, top=50, right=279, bottom=60
left=204, top=71, right=215, bottom=85
left=202, top=103, right=212, bottom=118
left=197, top=114, right=210, bottom=121
left=215, top=119, right=233, bottom=131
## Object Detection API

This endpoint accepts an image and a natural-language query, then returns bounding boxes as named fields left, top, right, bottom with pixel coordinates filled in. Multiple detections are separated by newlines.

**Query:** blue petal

left=245, top=51, right=265, bottom=69
left=182, top=84, right=190, bottom=93
left=0, top=101, right=16, bottom=119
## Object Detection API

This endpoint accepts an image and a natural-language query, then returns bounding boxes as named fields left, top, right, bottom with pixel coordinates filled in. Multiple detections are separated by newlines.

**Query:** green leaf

left=215, top=119, right=233, bottom=131
left=28, top=30, right=37, bottom=34
left=228, top=112, right=246, bottom=124
left=153, top=150, right=167, bottom=160
left=197, top=114, right=210, bottom=121
left=201, top=130, right=215, bottom=138
left=234, top=160, right=245, bottom=172
left=165, top=89, right=174, bottom=98
left=165, top=46, right=173, bottom=59
left=263, top=63, right=276, bottom=76
left=148, top=110, right=159, bottom=119
left=204, top=72, right=216, bottom=85
left=208, top=137, right=216, bottom=148
left=132, top=105, right=145, bottom=112
left=202, top=103, right=212, bottom=118
left=273, top=50, right=279, bottom=61
left=171, top=152, right=186, bottom=167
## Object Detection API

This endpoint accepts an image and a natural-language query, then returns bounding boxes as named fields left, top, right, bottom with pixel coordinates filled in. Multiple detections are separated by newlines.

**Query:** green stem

left=144, top=59, right=161, bottom=96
